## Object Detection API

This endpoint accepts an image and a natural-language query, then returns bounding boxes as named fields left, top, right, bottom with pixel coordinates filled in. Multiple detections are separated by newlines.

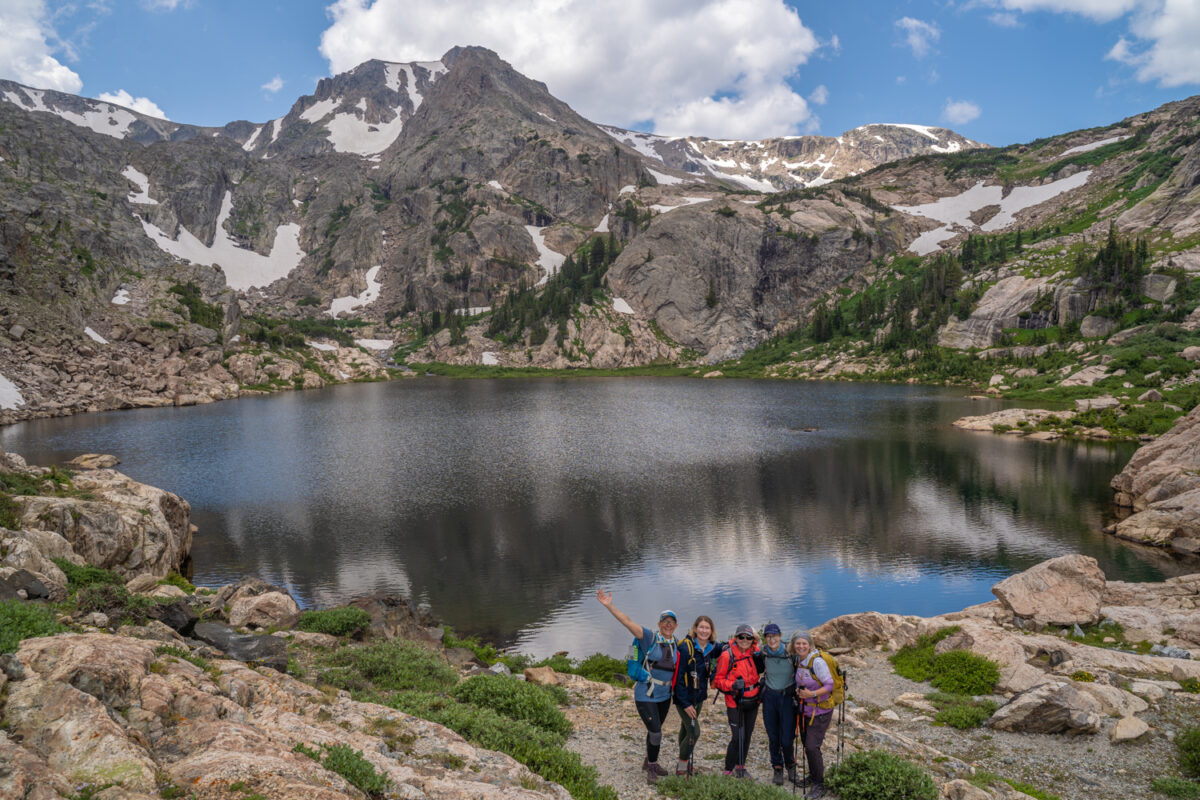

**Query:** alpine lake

left=1, top=377, right=1185, bottom=658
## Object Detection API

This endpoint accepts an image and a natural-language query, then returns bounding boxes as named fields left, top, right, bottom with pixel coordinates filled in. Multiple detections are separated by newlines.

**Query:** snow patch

left=877, top=123, right=941, bottom=141
left=646, top=168, right=684, bottom=186
left=111, top=289, right=131, bottom=305
left=1060, top=135, right=1128, bottom=157
left=84, top=327, right=108, bottom=345
left=488, top=180, right=504, bottom=191
left=0, top=372, right=24, bottom=410
left=122, top=166, right=157, bottom=205
left=326, top=265, right=382, bottom=317
left=307, top=340, right=338, bottom=352
left=537, top=111, right=556, bottom=122
left=268, top=118, right=281, bottom=143
left=356, top=338, right=393, bottom=351
left=138, top=191, right=305, bottom=291
left=599, top=125, right=672, bottom=160
left=650, top=197, right=711, bottom=214
left=525, top=225, right=566, bottom=288
left=894, top=171, right=1093, bottom=254
left=612, top=297, right=635, bottom=315
left=3, top=88, right=138, bottom=139
left=481, top=352, right=500, bottom=366
left=619, top=185, right=636, bottom=195
left=325, top=110, right=405, bottom=156
left=300, top=98, right=337, bottom=123
left=594, top=214, right=610, bottom=233
left=242, top=125, right=263, bottom=151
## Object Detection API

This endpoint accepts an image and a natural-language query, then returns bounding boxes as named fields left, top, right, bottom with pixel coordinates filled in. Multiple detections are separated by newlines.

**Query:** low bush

left=888, top=627, right=956, bottom=682
left=0, top=599, right=66, bottom=652
left=657, top=773, right=796, bottom=798
left=294, top=742, right=390, bottom=796
left=158, top=572, right=196, bottom=594
left=826, top=750, right=938, bottom=800
left=1179, top=727, right=1200, bottom=778
left=928, top=650, right=1000, bottom=696
left=296, top=606, right=371, bottom=638
left=498, top=650, right=631, bottom=687
left=443, top=625, right=501, bottom=664
left=1154, top=777, right=1200, bottom=798
left=76, top=583, right=158, bottom=626
left=51, top=557, right=123, bottom=590
left=930, top=694, right=997, bottom=729
left=387, top=691, right=615, bottom=800
left=0, top=492, right=19, bottom=529
left=449, top=674, right=572, bottom=736
left=1070, top=670, right=1096, bottom=682
left=318, top=640, right=458, bottom=694
left=1179, top=677, right=1200, bottom=694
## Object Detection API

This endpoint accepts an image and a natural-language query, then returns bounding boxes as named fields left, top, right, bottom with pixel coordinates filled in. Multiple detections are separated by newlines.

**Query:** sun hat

left=659, top=610, right=677, bottom=622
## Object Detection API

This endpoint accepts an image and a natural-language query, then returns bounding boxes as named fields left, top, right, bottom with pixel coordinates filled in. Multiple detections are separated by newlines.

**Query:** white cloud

left=141, top=0, right=192, bottom=10
left=895, top=17, right=941, bottom=59
left=809, top=85, right=829, bottom=105
left=996, top=0, right=1200, bottom=87
left=319, top=0, right=821, bottom=139
left=262, top=75, right=284, bottom=93
left=942, top=99, right=981, bottom=125
left=988, top=11, right=1022, bottom=26
left=0, top=0, right=83, bottom=92
left=97, top=89, right=169, bottom=119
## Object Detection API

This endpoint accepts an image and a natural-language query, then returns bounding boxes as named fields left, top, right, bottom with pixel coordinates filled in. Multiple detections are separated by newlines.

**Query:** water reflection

left=1, top=378, right=1179, bottom=658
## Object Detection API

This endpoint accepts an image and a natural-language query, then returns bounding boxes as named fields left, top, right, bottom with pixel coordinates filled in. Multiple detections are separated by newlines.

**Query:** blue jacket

left=674, top=637, right=723, bottom=709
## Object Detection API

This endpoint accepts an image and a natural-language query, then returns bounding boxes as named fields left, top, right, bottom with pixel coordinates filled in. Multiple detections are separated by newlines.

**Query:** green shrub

left=318, top=640, right=457, bottom=694
left=657, top=773, right=796, bottom=798
left=889, top=627, right=960, bottom=683
left=826, top=750, right=938, bottom=800
left=450, top=674, right=573, bottom=736
left=296, top=606, right=371, bottom=638
left=443, top=625, right=500, bottom=663
left=0, top=492, right=19, bottom=529
left=933, top=699, right=996, bottom=729
left=0, top=599, right=66, bottom=653
left=159, top=572, right=195, bottom=594
left=1154, top=777, right=1200, bottom=798
left=573, top=653, right=629, bottom=686
left=1070, top=670, right=1096, bottom=682
left=1180, top=677, right=1200, bottom=694
left=928, top=650, right=1000, bottom=695
left=1179, top=727, right=1200, bottom=778
left=387, top=691, right=615, bottom=800
left=76, top=583, right=157, bottom=626
left=293, top=742, right=390, bottom=796
left=51, top=557, right=122, bottom=590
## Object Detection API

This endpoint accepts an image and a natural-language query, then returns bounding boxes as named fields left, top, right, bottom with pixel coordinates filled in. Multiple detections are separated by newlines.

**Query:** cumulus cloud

left=262, top=75, right=284, bottom=93
left=141, top=0, right=192, bottom=10
left=809, top=85, right=829, bottom=105
left=0, top=0, right=83, bottom=92
left=995, top=0, right=1200, bottom=87
left=988, top=12, right=1022, bottom=26
left=319, top=0, right=823, bottom=139
left=942, top=99, right=981, bottom=125
left=895, top=17, right=941, bottom=58
left=97, top=89, right=169, bottom=119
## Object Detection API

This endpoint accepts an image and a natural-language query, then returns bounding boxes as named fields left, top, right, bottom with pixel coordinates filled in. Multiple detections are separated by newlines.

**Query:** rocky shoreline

left=4, top=433, right=1200, bottom=799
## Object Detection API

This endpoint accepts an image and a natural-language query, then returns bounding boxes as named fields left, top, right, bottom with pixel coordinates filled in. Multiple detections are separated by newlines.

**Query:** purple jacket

left=795, top=651, right=834, bottom=718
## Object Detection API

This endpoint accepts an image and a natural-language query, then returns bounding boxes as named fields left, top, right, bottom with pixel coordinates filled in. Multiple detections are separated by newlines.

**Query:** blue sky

left=2, top=1, right=1197, bottom=146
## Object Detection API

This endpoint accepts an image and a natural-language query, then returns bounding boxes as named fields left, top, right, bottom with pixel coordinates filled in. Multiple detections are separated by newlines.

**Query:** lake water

left=0, top=378, right=1178, bottom=658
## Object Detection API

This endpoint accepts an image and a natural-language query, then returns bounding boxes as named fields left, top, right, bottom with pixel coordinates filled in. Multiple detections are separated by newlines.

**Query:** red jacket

left=712, top=639, right=762, bottom=709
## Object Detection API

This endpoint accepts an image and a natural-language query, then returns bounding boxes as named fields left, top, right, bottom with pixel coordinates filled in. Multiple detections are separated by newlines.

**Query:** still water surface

left=0, top=378, right=1175, bottom=657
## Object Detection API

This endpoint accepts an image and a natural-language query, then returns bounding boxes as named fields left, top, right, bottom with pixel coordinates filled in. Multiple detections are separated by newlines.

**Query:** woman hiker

left=673, top=615, right=721, bottom=776
left=793, top=629, right=835, bottom=799
left=712, top=623, right=763, bottom=779
left=596, top=588, right=680, bottom=784
left=759, top=622, right=800, bottom=786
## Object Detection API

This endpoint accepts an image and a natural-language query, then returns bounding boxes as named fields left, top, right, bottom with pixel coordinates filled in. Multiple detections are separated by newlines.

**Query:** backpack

left=626, top=635, right=677, bottom=691
left=800, top=650, right=845, bottom=710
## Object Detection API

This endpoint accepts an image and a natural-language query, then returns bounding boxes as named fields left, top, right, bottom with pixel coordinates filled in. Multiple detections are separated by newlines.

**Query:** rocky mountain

left=1, top=44, right=1200, bottom=431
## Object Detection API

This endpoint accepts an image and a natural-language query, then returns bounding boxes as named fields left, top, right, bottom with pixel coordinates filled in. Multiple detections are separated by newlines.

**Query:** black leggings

left=725, top=704, right=759, bottom=771
left=800, top=711, right=832, bottom=785
left=635, top=698, right=673, bottom=763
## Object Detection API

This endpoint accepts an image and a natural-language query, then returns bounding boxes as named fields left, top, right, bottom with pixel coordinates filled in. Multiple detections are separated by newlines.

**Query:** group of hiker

left=596, top=589, right=843, bottom=797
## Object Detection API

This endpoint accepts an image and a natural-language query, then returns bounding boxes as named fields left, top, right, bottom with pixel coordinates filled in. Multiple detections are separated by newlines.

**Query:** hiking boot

left=807, top=783, right=827, bottom=798
left=773, top=767, right=785, bottom=786
left=734, top=766, right=750, bottom=780
left=787, top=765, right=799, bottom=786
left=649, top=761, right=668, bottom=776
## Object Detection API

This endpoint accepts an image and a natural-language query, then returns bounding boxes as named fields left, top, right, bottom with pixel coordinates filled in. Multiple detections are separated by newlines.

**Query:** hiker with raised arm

left=712, top=623, right=763, bottom=779
left=793, top=629, right=836, bottom=799
left=673, top=615, right=721, bottom=777
left=596, top=588, right=679, bottom=785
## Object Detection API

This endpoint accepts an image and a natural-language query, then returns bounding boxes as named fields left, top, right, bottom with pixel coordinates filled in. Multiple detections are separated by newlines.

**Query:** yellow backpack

left=801, top=650, right=845, bottom=710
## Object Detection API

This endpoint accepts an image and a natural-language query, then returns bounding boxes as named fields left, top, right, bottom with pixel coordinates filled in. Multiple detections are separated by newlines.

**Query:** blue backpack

left=626, top=635, right=678, bottom=688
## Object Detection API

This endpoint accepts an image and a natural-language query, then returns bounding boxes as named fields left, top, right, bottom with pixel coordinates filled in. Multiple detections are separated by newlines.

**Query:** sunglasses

left=736, top=634, right=753, bottom=641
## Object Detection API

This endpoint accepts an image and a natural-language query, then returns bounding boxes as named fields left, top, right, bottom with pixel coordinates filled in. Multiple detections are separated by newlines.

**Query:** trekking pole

left=836, top=668, right=847, bottom=771
left=800, top=707, right=809, bottom=798
left=688, top=716, right=697, bottom=777
left=791, top=696, right=799, bottom=797
left=737, top=706, right=745, bottom=777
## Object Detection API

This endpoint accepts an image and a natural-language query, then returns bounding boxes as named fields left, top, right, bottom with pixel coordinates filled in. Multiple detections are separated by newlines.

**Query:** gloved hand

left=732, top=677, right=745, bottom=694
